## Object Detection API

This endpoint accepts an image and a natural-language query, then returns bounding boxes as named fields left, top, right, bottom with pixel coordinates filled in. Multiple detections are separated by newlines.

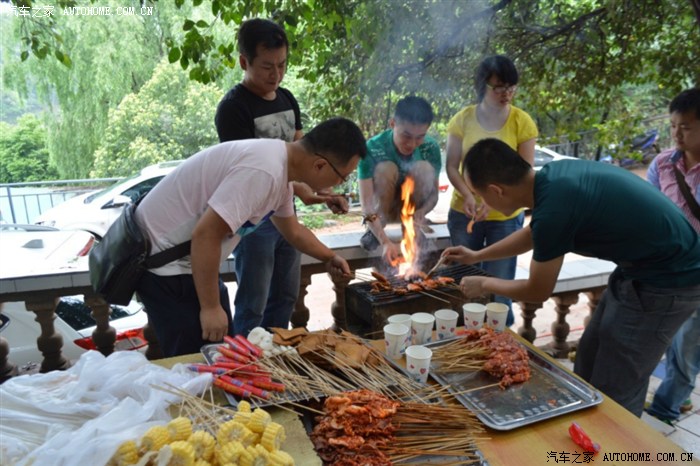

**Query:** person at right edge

left=442, top=138, right=700, bottom=417
left=445, top=55, right=538, bottom=327
left=215, top=18, right=347, bottom=337
left=645, top=88, right=700, bottom=424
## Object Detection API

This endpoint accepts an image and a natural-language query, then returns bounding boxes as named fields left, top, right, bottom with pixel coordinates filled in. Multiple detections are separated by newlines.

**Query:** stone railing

left=0, top=224, right=614, bottom=381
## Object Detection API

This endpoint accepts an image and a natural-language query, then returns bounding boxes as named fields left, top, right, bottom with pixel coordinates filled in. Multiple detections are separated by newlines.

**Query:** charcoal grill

left=345, top=264, right=492, bottom=337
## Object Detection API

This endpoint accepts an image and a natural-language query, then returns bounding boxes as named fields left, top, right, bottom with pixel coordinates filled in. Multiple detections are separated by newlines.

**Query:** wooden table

left=159, top=335, right=698, bottom=466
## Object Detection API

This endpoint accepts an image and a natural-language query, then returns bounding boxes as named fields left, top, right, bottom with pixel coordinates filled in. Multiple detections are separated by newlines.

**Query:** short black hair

left=394, top=96, right=434, bottom=125
left=670, top=88, right=700, bottom=120
left=474, top=55, right=519, bottom=102
left=464, top=138, right=531, bottom=189
left=237, top=18, right=288, bottom=62
left=301, top=117, right=367, bottom=167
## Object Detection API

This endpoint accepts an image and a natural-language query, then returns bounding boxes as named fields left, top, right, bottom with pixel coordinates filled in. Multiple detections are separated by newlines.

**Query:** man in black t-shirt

left=215, top=19, right=347, bottom=337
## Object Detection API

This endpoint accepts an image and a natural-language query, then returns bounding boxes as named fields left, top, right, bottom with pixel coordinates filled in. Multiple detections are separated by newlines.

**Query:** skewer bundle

left=432, top=328, right=532, bottom=389
left=310, top=388, right=487, bottom=465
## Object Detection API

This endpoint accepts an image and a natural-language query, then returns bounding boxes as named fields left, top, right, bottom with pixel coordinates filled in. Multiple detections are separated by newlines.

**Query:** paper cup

left=410, top=312, right=435, bottom=345
left=388, top=314, right=413, bottom=347
left=462, top=303, right=486, bottom=330
left=486, top=302, right=509, bottom=332
left=405, top=345, right=433, bottom=384
left=434, top=309, right=459, bottom=340
left=383, top=323, right=410, bottom=359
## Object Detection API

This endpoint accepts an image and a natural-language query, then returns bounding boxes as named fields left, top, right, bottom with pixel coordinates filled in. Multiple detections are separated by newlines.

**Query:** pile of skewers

left=310, top=388, right=486, bottom=465
left=432, top=327, right=531, bottom=389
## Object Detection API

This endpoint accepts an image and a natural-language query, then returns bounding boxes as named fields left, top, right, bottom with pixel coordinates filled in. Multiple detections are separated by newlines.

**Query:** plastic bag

left=0, top=350, right=210, bottom=466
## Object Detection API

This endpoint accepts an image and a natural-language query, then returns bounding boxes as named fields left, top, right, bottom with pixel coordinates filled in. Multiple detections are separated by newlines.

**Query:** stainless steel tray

left=201, top=343, right=324, bottom=409
left=423, top=336, right=603, bottom=431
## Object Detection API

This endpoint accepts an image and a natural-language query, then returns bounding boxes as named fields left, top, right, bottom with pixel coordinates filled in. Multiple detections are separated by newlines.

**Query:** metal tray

left=422, top=336, right=603, bottom=431
left=201, top=343, right=325, bottom=409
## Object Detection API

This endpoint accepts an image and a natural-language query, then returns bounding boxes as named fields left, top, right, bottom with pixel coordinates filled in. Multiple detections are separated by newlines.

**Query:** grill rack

left=350, top=263, right=490, bottom=304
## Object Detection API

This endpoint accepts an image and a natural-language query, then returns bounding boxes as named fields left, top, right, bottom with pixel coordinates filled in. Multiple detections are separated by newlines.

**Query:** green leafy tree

left=91, top=60, right=222, bottom=177
left=9, top=0, right=700, bottom=165
left=2, top=0, right=184, bottom=178
left=0, top=114, right=57, bottom=183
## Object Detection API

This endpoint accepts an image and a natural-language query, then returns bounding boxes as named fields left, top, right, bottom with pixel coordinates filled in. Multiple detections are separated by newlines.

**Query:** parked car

left=0, top=224, right=148, bottom=366
left=34, top=160, right=183, bottom=238
left=1, top=297, right=147, bottom=367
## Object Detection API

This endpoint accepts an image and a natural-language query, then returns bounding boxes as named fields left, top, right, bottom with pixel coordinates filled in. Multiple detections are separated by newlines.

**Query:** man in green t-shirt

left=358, top=96, right=442, bottom=265
left=442, top=138, right=700, bottom=417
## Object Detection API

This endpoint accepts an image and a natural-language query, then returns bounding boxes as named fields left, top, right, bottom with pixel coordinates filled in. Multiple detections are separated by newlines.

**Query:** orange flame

left=393, top=176, right=417, bottom=274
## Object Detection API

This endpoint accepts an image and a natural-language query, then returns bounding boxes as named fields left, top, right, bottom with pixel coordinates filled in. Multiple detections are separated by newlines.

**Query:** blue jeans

left=233, top=219, right=301, bottom=337
left=574, top=268, right=700, bottom=416
left=447, top=208, right=524, bottom=327
left=647, top=309, right=700, bottom=421
left=137, top=272, right=233, bottom=357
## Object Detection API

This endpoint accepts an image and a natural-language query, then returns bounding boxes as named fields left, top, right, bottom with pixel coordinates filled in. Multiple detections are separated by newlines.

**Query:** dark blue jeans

left=574, top=268, right=700, bottom=416
left=447, top=208, right=524, bottom=327
left=233, top=219, right=301, bottom=337
left=137, top=272, right=233, bottom=357
left=647, top=309, right=700, bottom=421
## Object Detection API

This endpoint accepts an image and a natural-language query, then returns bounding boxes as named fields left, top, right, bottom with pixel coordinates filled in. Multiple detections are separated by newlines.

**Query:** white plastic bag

left=0, top=350, right=210, bottom=466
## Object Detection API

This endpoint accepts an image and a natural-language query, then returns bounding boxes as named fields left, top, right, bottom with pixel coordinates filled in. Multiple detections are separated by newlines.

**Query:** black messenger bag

left=88, top=202, right=190, bottom=305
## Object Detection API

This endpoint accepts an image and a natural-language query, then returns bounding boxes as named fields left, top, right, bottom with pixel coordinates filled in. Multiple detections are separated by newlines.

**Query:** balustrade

left=0, top=227, right=614, bottom=381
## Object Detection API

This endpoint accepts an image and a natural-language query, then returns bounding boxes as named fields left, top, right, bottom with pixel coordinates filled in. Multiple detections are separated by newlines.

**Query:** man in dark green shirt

left=442, top=138, right=700, bottom=416
left=358, top=96, right=442, bottom=265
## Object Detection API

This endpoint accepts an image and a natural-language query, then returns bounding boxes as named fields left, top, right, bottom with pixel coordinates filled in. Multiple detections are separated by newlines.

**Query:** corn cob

left=140, top=425, right=171, bottom=452
left=237, top=400, right=253, bottom=413
left=167, top=416, right=193, bottom=442
left=187, top=430, right=216, bottom=461
left=247, top=408, right=271, bottom=433
left=233, top=411, right=252, bottom=425
left=216, top=420, right=253, bottom=444
left=193, top=460, right=211, bottom=466
left=239, top=444, right=269, bottom=466
left=269, top=450, right=295, bottom=466
left=107, top=440, right=139, bottom=466
left=215, top=440, right=245, bottom=464
left=260, top=422, right=286, bottom=452
left=164, top=440, right=195, bottom=466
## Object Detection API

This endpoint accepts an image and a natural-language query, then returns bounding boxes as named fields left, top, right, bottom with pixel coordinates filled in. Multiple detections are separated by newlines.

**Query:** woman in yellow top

left=445, top=55, right=538, bottom=326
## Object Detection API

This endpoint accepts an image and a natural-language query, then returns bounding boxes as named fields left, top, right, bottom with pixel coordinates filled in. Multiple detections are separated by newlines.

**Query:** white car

left=0, top=224, right=148, bottom=366
left=1, top=298, right=147, bottom=367
left=34, top=160, right=183, bottom=238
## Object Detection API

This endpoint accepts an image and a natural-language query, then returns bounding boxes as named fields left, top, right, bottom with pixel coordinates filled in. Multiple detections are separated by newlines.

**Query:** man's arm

left=647, top=156, right=661, bottom=190
left=271, top=215, right=351, bottom=278
left=359, top=177, right=401, bottom=262
left=460, top=255, right=564, bottom=303
left=443, top=226, right=534, bottom=265
left=190, top=207, right=234, bottom=342
left=517, top=137, right=537, bottom=167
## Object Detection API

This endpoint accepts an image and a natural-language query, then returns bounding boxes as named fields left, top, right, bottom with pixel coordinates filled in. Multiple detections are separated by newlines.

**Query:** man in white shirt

left=135, top=117, right=366, bottom=356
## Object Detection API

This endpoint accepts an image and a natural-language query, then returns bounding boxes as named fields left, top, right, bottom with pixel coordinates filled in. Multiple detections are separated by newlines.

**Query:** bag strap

left=145, top=240, right=192, bottom=269
left=131, top=194, right=192, bottom=269
left=672, top=163, right=700, bottom=221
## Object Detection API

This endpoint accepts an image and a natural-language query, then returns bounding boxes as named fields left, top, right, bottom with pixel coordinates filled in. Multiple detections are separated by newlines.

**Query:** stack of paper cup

left=486, top=302, right=509, bottom=331
left=387, top=314, right=412, bottom=348
left=434, top=309, right=459, bottom=340
left=383, top=323, right=410, bottom=359
left=405, top=345, right=433, bottom=384
left=410, top=312, right=435, bottom=345
left=462, top=303, right=486, bottom=330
